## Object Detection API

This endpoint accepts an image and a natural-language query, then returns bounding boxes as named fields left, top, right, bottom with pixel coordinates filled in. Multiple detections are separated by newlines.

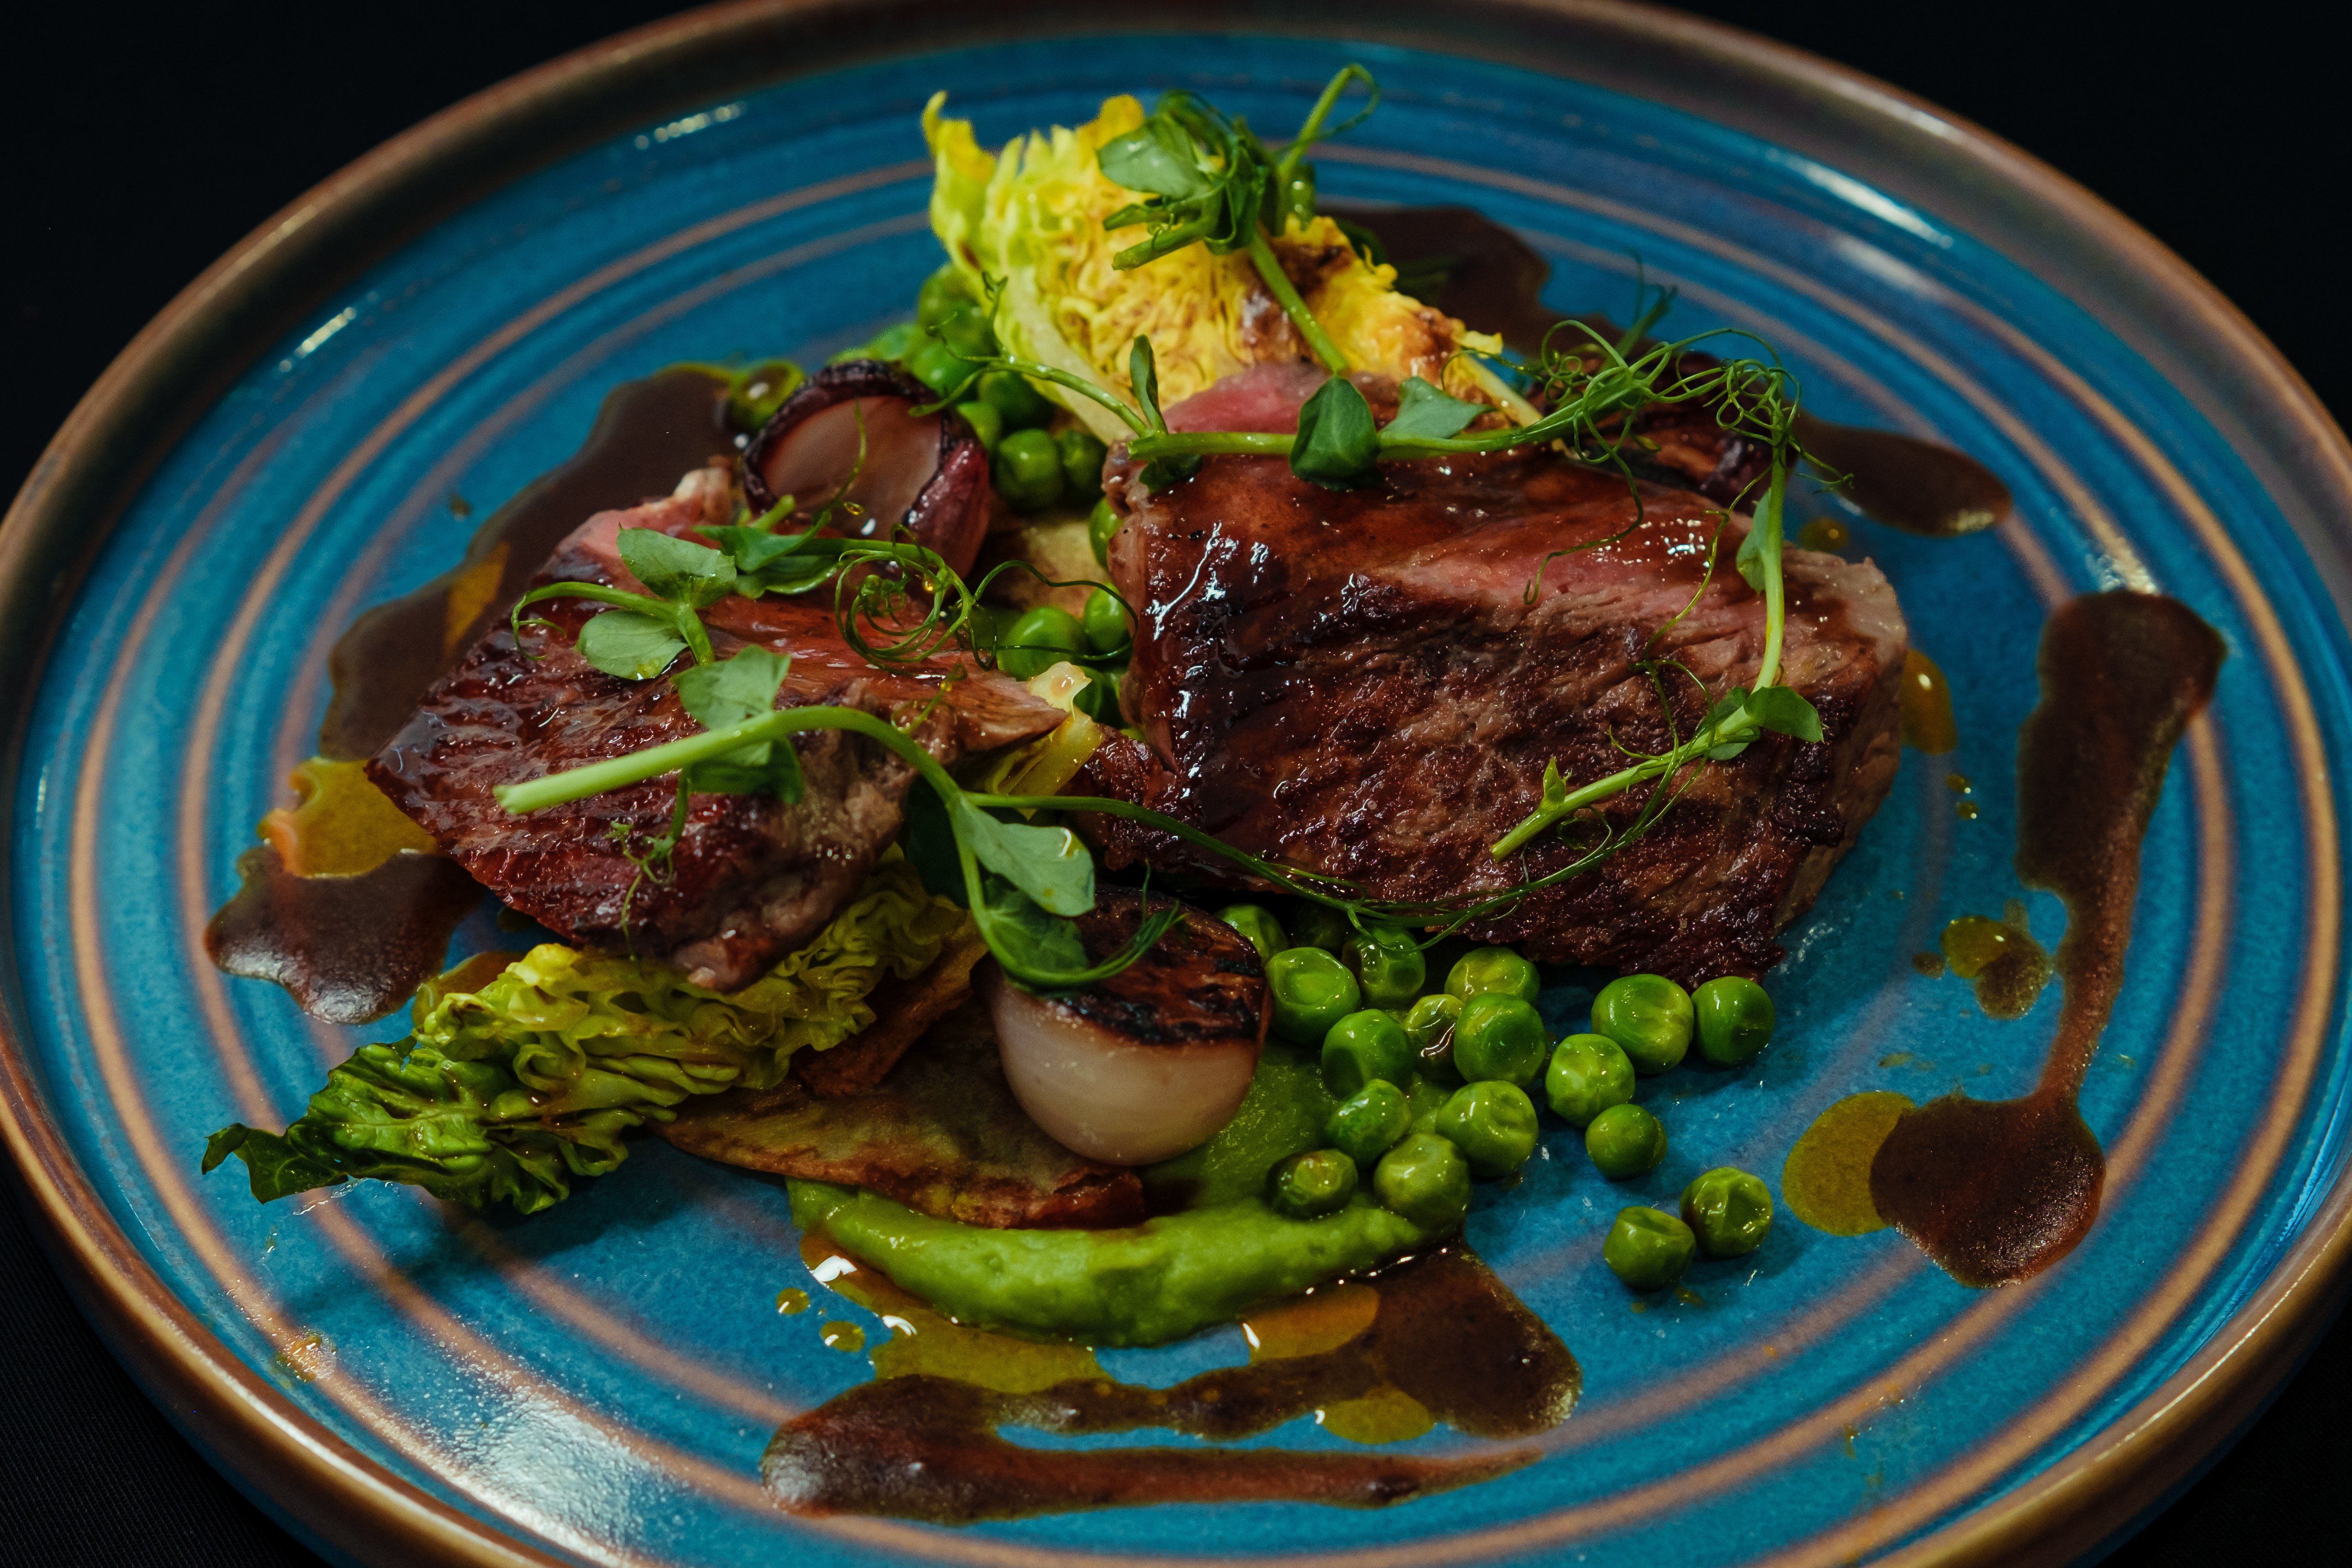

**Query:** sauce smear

left=212, top=370, right=733, bottom=1018
left=1794, top=413, right=2014, bottom=539
left=204, top=845, right=481, bottom=1024
left=319, top=368, right=731, bottom=760
left=1869, top=592, right=2223, bottom=1285
left=766, top=1241, right=1577, bottom=1521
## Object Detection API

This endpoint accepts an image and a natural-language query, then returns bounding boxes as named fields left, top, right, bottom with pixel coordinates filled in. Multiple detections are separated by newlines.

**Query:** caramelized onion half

left=984, top=888, right=1267, bottom=1165
left=740, top=361, right=992, bottom=574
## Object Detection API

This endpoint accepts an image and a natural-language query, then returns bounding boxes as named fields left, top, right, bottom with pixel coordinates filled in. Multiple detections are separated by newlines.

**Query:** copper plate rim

left=2, top=2, right=2348, bottom=1566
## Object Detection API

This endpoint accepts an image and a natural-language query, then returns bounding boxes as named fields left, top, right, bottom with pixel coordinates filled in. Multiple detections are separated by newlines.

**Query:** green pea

left=903, top=334, right=978, bottom=400
left=1321, top=1010, right=1413, bottom=1098
left=1373, top=1133, right=1472, bottom=1230
left=996, top=604, right=1085, bottom=680
left=830, top=319, right=918, bottom=365
left=1681, top=1167, right=1774, bottom=1257
left=1081, top=588, right=1131, bottom=656
left=1693, top=976, right=1776, bottom=1067
left=1215, top=904, right=1287, bottom=964
left=1585, top=1102, right=1668, bottom=1180
left=933, top=301, right=997, bottom=361
left=1604, top=1206, right=1697, bottom=1290
left=1074, top=667, right=1122, bottom=724
left=1265, top=947, right=1361, bottom=1045
left=1058, top=428, right=1111, bottom=502
left=1342, top=923, right=1426, bottom=1009
left=1433, top=1081, right=1540, bottom=1179
left=1324, top=1080, right=1411, bottom=1168
left=992, top=427, right=1066, bottom=513
left=1445, top=946, right=1541, bottom=1005
left=1451, top=994, right=1547, bottom=1087
left=1404, top=1074, right=1452, bottom=1136
left=1289, top=903, right=1353, bottom=953
left=915, top=264, right=975, bottom=327
left=1087, top=496, right=1122, bottom=566
left=1266, top=1148, right=1359, bottom=1220
left=977, top=369, right=1056, bottom=430
left=1591, top=973, right=1694, bottom=1075
left=1402, top=993, right=1463, bottom=1085
left=1545, top=1033, right=1635, bottom=1128
left=953, top=399, right=1002, bottom=452
left=726, top=359, right=804, bottom=432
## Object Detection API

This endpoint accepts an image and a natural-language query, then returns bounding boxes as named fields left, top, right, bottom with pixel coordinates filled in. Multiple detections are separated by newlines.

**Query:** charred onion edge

left=983, top=889, right=1269, bottom=1166
left=984, top=964, right=1264, bottom=1167
left=739, top=360, right=991, bottom=572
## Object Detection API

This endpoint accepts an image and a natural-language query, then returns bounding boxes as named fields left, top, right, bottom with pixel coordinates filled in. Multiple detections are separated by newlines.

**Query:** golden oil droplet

left=775, top=1288, right=809, bottom=1315
left=1899, top=650, right=1958, bottom=753
left=1946, top=772, right=1972, bottom=793
left=1318, top=1386, right=1435, bottom=1444
left=1798, top=517, right=1851, bottom=553
left=271, top=1330, right=336, bottom=1384
left=1954, top=800, right=1980, bottom=820
left=1783, top=1090, right=1915, bottom=1235
left=802, top=1230, right=1103, bottom=1392
left=1241, top=1284, right=1379, bottom=1363
left=1939, top=902, right=2052, bottom=1019
left=820, top=1321, right=866, bottom=1353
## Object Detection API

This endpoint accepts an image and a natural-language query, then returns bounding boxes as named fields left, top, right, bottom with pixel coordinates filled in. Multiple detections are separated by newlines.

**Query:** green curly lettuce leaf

left=203, top=858, right=969, bottom=1213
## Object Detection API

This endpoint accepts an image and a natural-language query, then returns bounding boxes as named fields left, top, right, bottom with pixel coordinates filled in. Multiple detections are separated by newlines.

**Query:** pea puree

left=789, top=1041, right=1441, bottom=1345
left=789, top=1181, right=1431, bottom=1346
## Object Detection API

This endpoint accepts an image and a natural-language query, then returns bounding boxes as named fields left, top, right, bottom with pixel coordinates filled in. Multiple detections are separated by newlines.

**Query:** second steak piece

left=1085, top=400, right=1908, bottom=983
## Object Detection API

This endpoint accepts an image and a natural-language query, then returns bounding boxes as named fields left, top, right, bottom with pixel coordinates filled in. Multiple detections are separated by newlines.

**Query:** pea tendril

left=1096, top=66, right=1379, bottom=374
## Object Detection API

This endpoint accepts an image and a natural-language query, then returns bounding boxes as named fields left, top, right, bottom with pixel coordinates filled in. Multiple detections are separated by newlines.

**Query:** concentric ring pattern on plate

left=7, top=16, right=2351, bottom=1568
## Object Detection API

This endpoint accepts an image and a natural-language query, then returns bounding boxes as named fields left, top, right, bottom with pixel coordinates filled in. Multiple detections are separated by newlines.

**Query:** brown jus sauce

left=1868, top=592, right=2224, bottom=1286
left=1330, top=203, right=2012, bottom=539
left=205, top=370, right=736, bottom=1019
left=765, top=1243, right=1578, bottom=1522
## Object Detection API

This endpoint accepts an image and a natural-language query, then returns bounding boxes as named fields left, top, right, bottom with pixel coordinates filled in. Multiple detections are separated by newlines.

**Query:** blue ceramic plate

left=6, top=5, right=2351, bottom=1566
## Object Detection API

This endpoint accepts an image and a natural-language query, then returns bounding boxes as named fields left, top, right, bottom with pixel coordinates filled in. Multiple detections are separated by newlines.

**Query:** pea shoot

left=1095, top=65, right=1378, bottom=375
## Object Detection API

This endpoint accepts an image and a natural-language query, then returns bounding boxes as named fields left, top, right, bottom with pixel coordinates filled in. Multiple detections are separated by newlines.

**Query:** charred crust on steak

left=1080, top=423, right=1908, bottom=985
left=362, top=474, right=1059, bottom=993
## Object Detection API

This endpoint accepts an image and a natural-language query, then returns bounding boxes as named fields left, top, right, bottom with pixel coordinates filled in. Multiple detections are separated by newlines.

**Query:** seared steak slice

left=370, top=469, right=1063, bottom=989
left=1082, top=379, right=1907, bottom=982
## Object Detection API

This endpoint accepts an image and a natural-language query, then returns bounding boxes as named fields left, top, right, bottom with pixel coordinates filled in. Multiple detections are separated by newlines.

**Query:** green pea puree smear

left=789, top=1041, right=1438, bottom=1346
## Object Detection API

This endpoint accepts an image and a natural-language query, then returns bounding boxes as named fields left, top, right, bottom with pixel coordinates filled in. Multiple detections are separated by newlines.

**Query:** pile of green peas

left=873, top=267, right=1116, bottom=517
left=1218, top=899, right=1782, bottom=1290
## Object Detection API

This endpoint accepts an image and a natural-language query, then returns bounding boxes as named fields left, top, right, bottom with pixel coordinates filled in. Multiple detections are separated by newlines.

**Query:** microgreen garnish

left=1096, top=66, right=1378, bottom=375
left=495, top=703, right=1174, bottom=989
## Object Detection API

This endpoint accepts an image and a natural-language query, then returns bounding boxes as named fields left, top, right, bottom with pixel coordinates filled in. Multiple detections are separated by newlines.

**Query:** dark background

left=3, top=1, right=2344, bottom=1564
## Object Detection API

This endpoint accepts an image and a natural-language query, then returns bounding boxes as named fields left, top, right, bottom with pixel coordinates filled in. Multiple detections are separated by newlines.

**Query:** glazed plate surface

left=6, top=6, right=2351, bottom=1567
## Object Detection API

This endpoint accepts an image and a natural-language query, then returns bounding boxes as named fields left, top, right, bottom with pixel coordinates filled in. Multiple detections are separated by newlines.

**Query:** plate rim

left=3, top=2, right=2349, bottom=1565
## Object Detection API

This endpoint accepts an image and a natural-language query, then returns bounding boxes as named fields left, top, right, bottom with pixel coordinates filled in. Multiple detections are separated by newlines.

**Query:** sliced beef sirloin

left=369, top=467, right=1062, bottom=991
left=1081, top=374, right=1907, bottom=982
